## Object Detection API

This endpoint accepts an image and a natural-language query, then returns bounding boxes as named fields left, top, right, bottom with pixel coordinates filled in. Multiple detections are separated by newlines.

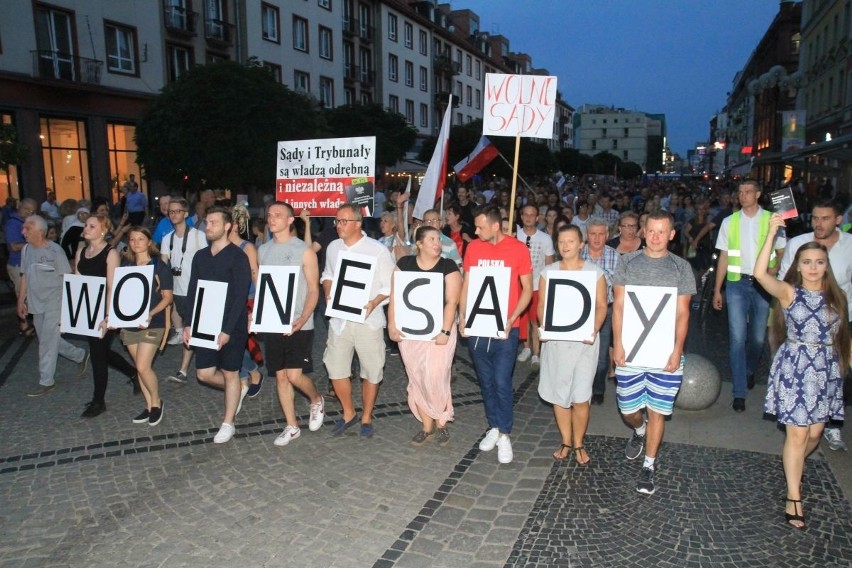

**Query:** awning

left=726, top=159, right=753, bottom=176
left=787, top=133, right=852, bottom=162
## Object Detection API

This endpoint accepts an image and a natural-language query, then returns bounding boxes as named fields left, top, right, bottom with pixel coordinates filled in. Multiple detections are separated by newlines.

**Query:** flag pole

left=496, top=149, right=535, bottom=195
left=507, top=132, right=521, bottom=233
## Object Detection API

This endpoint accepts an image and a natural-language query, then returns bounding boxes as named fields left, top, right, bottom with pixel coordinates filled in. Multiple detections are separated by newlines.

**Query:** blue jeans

left=468, top=328, right=519, bottom=434
left=592, top=306, right=613, bottom=396
left=725, top=278, right=770, bottom=399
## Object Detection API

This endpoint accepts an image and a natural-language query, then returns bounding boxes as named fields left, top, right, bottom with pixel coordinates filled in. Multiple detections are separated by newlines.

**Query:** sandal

left=784, top=498, right=805, bottom=529
left=574, top=446, right=591, bottom=466
left=19, top=324, right=35, bottom=337
left=552, top=444, right=572, bottom=461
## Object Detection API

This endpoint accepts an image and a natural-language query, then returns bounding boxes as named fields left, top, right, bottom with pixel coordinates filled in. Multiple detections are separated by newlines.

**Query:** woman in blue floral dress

left=755, top=213, right=850, bottom=529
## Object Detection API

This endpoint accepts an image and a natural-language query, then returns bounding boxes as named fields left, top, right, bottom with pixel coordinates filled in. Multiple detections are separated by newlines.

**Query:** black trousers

left=86, top=331, right=136, bottom=404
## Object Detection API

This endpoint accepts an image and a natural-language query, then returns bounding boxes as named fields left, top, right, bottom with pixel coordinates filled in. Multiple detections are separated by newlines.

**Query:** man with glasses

left=321, top=204, right=395, bottom=439
left=152, top=195, right=195, bottom=246
left=161, top=198, right=207, bottom=379
left=515, top=203, right=554, bottom=367
left=713, top=180, right=786, bottom=412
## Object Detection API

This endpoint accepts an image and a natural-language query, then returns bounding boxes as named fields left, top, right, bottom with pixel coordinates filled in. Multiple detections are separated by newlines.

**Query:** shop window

left=39, top=117, right=90, bottom=201
left=107, top=123, right=145, bottom=203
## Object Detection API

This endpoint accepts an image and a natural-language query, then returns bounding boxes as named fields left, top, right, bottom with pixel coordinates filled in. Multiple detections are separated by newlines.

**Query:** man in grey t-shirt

left=612, top=210, right=696, bottom=496
left=17, top=215, right=88, bottom=397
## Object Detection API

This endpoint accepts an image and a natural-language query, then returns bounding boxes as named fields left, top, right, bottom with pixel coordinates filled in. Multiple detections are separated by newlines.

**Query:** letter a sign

left=464, top=266, right=510, bottom=338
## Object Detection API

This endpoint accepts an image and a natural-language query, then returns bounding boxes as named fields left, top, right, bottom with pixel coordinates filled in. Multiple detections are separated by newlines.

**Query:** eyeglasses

left=168, top=209, right=186, bottom=214
left=333, top=218, right=360, bottom=226
left=424, top=218, right=441, bottom=226
left=619, top=224, right=638, bottom=229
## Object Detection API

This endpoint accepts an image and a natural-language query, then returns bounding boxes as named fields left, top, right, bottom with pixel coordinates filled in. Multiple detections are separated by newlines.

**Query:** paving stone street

left=0, top=309, right=851, bottom=567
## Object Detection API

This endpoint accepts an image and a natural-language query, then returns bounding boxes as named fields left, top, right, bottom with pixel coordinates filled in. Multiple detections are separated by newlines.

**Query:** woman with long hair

left=755, top=213, right=850, bottom=529
left=388, top=225, right=461, bottom=446
left=75, top=214, right=138, bottom=418
left=538, top=224, right=607, bottom=465
left=121, top=227, right=173, bottom=426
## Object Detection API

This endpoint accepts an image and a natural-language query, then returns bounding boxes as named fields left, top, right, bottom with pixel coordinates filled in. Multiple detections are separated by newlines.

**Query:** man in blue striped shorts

left=612, top=211, right=696, bottom=495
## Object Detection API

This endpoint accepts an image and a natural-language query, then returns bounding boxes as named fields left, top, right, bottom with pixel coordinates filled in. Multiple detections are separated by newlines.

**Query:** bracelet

left=440, top=329, right=451, bottom=336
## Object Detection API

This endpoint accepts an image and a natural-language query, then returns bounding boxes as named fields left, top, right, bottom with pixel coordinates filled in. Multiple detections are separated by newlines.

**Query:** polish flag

left=454, top=136, right=499, bottom=182
left=413, top=96, right=453, bottom=220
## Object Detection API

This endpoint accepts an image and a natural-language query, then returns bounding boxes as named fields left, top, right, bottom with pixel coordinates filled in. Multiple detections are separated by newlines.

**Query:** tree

left=592, top=151, right=622, bottom=176
left=620, top=161, right=644, bottom=179
left=555, top=148, right=593, bottom=176
left=0, top=123, right=30, bottom=170
left=323, top=103, right=418, bottom=168
left=135, top=61, right=322, bottom=191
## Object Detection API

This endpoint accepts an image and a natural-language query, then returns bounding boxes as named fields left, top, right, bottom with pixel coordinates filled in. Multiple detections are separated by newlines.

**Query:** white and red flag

left=413, top=96, right=452, bottom=219
left=454, top=136, right=499, bottom=182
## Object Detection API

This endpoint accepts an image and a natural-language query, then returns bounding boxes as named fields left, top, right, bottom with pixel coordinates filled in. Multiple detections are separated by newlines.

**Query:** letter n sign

left=251, top=266, right=300, bottom=333
left=621, top=285, right=677, bottom=368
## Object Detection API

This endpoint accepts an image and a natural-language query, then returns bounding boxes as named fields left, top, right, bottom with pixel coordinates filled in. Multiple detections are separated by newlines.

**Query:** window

left=404, top=60, right=413, bottom=87
left=612, top=138, right=618, bottom=149
left=455, top=80, right=462, bottom=98
left=456, top=112, right=462, bottom=125
left=206, top=51, right=227, bottom=64
left=293, top=16, right=308, bottom=52
left=591, top=140, right=597, bottom=150
left=261, top=3, right=279, bottom=43
left=419, top=66, right=428, bottom=91
left=388, top=14, right=397, bottom=41
left=104, top=22, right=137, bottom=75
left=466, top=85, right=472, bottom=107
left=465, top=55, right=471, bottom=76
left=455, top=49, right=462, bottom=67
left=39, top=117, right=90, bottom=201
left=107, top=123, right=144, bottom=204
left=344, top=88, right=355, bottom=105
left=623, top=150, right=628, bottom=160
left=419, top=30, right=428, bottom=55
left=602, top=128, right=607, bottom=138
left=205, top=0, right=227, bottom=41
left=320, top=76, right=334, bottom=107
left=318, top=0, right=331, bottom=9
left=359, top=3, right=371, bottom=39
left=1, top=115, right=20, bottom=201
left=166, top=44, right=192, bottom=82
left=263, top=61, right=282, bottom=83
left=389, top=95, right=399, bottom=113
left=294, top=70, right=310, bottom=92
left=475, top=89, right=481, bottom=109
left=624, top=128, right=629, bottom=137
left=388, top=54, right=398, bottom=82
left=405, top=100, right=414, bottom=124
left=319, top=26, right=332, bottom=59
left=475, top=60, right=480, bottom=80
left=359, top=48, right=371, bottom=83
left=404, top=22, right=413, bottom=48
left=34, top=5, right=75, bottom=81
left=420, top=103, right=428, bottom=128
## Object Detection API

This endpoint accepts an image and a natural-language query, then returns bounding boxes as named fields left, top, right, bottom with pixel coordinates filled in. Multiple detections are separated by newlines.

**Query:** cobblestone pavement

left=0, top=311, right=850, bottom=567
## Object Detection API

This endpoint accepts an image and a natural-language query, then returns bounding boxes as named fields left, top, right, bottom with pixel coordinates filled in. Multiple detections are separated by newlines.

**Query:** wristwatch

left=440, top=329, right=451, bottom=336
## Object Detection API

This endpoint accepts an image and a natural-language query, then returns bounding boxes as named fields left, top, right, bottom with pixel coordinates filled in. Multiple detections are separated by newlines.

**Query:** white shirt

left=715, top=207, right=786, bottom=276
left=321, top=234, right=395, bottom=332
left=779, top=230, right=852, bottom=321
left=516, top=228, right=555, bottom=291
left=161, top=227, right=207, bottom=296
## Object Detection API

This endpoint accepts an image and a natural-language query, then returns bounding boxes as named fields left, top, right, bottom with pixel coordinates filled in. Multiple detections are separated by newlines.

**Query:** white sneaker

left=516, top=347, right=532, bottom=362
left=308, top=396, right=325, bottom=431
left=213, top=422, right=235, bottom=444
left=274, top=425, right=301, bottom=446
left=530, top=355, right=540, bottom=368
left=167, top=330, right=183, bottom=346
left=235, top=383, right=249, bottom=416
left=479, top=427, right=500, bottom=452
left=823, top=428, right=847, bottom=451
left=497, top=434, right=513, bottom=464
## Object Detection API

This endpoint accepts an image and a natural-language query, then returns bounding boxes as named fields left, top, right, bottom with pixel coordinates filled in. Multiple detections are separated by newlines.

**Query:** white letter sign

left=539, top=270, right=597, bottom=341
left=251, top=266, right=301, bottom=333
left=109, top=265, right=154, bottom=329
left=325, top=251, right=376, bottom=323
left=61, top=274, right=107, bottom=337
left=393, top=271, right=443, bottom=341
left=464, top=266, right=510, bottom=338
left=483, top=73, right=558, bottom=138
left=188, top=279, right=228, bottom=349
left=622, top=285, right=677, bottom=368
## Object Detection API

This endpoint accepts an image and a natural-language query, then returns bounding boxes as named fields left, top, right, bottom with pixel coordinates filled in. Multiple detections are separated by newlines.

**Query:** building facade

left=573, top=104, right=653, bottom=171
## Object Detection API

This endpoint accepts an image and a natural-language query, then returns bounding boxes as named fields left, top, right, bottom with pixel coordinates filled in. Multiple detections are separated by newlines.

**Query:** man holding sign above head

left=182, top=207, right=251, bottom=444
left=256, top=202, right=326, bottom=446
left=460, top=205, right=533, bottom=464
left=321, top=204, right=395, bottom=439
left=612, top=210, right=696, bottom=495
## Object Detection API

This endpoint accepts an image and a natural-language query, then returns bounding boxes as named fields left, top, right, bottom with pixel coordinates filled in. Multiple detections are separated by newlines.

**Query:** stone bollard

left=674, top=353, right=721, bottom=411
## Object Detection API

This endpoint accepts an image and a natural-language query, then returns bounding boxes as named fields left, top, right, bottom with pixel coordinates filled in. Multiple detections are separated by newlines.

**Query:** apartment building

left=573, top=104, right=651, bottom=171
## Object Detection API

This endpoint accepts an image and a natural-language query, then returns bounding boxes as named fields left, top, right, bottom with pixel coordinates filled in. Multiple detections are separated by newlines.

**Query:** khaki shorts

left=121, top=328, right=166, bottom=347
left=323, top=323, right=386, bottom=384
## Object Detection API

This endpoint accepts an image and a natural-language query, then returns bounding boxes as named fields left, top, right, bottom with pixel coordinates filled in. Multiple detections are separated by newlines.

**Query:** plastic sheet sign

left=187, top=280, right=228, bottom=349
left=392, top=271, right=444, bottom=341
left=464, top=266, right=510, bottom=338
left=483, top=74, right=558, bottom=139
left=108, top=265, right=154, bottom=329
left=539, top=270, right=597, bottom=341
left=325, top=251, right=377, bottom=323
left=250, top=266, right=301, bottom=334
left=621, top=285, right=677, bottom=368
left=276, top=136, right=376, bottom=217
left=60, top=274, right=107, bottom=337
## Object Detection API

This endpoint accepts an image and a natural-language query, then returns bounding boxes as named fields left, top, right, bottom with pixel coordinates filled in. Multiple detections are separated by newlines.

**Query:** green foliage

left=0, top=123, right=30, bottom=169
left=620, top=161, right=644, bottom=179
left=135, top=61, right=322, bottom=190
left=592, top=151, right=621, bottom=176
left=322, top=103, right=418, bottom=168
left=554, top=148, right=593, bottom=176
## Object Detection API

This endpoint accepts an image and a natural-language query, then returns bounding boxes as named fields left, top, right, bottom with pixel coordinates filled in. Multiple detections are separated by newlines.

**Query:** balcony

left=433, top=55, right=460, bottom=77
left=434, top=91, right=460, bottom=107
left=31, top=50, right=103, bottom=84
left=360, top=69, right=376, bottom=87
left=359, top=23, right=374, bottom=43
left=343, top=17, right=359, bottom=37
left=205, top=18, right=234, bottom=46
left=344, top=64, right=360, bottom=84
left=164, top=4, right=197, bottom=36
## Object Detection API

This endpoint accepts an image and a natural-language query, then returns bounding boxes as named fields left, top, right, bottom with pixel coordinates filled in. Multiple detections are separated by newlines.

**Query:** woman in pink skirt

left=389, top=225, right=462, bottom=446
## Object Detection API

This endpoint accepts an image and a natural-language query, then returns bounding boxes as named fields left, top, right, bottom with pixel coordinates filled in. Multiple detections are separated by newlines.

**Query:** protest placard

left=483, top=73, right=558, bottom=139
left=621, top=285, right=677, bottom=368
left=464, top=266, right=511, bottom=339
left=539, top=270, right=597, bottom=341
left=276, top=136, right=376, bottom=217
left=325, top=251, right=377, bottom=323
left=392, top=271, right=444, bottom=341
left=109, top=265, right=154, bottom=329
left=250, top=266, right=301, bottom=334
left=187, top=280, right=228, bottom=349
left=60, top=274, right=107, bottom=337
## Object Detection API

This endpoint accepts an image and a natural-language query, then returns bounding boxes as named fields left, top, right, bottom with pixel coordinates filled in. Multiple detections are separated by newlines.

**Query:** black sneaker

left=747, top=374, right=755, bottom=390
left=636, top=466, right=656, bottom=495
left=148, top=402, right=163, bottom=426
left=81, top=401, right=106, bottom=418
left=625, top=428, right=645, bottom=460
left=132, top=409, right=150, bottom=424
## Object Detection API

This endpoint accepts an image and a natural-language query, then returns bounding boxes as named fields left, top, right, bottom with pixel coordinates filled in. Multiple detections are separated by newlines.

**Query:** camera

left=171, top=267, right=182, bottom=276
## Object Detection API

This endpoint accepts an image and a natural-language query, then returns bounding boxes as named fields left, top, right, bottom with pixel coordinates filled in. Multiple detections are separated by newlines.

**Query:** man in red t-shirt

left=460, top=205, right=532, bottom=465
